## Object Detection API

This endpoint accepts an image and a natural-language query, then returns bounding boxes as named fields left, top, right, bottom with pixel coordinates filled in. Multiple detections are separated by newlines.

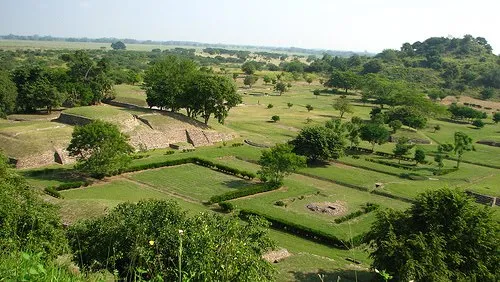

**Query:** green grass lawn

left=128, top=164, right=254, bottom=201
left=232, top=176, right=410, bottom=241
left=113, top=84, right=148, bottom=107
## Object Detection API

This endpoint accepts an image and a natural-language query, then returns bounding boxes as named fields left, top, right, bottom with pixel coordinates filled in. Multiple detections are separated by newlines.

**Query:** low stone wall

left=105, top=100, right=142, bottom=109
left=390, top=136, right=431, bottom=144
left=465, top=190, right=498, bottom=207
left=476, top=140, right=500, bottom=148
left=56, top=112, right=93, bottom=126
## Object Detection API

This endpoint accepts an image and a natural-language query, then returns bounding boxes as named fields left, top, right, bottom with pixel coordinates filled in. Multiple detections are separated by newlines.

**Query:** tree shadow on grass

left=20, top=167, right=86, bottom=183
left=306, top=160, right=330, bottom=168
left=222, top=179, right=253, bottom=189
left=290, top=268, right=374, bottom=282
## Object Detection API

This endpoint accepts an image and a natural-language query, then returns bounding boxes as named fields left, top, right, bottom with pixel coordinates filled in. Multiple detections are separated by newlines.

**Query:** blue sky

left=1, top=0, right=499, bottom=53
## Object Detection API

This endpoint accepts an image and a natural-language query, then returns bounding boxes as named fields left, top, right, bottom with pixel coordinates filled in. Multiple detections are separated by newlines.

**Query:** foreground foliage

left=0, top=153, right=67, bottom=259
left=366, top=188, right=499, bottom=281
left=68, top=200, right=276, bottom=281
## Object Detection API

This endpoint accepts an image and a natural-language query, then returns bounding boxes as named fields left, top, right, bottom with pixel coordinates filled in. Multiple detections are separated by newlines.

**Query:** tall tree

left=392, top=137, right=414, bottom=164
left=67, top=120, right=134, bottom=179
left=325, top=70, right=359, bottom=93
left=290, top=125, right=347, bottom=162
left=142, top=56, right=198, bottom=111
left=453, top=131, right=473, bottom=169
left=360, top=123, right=390, bottom=150
left=274, top=81, right=288, bottom=95
left=110, top=41, right=126, bottom=50
left=243, top=75, right=258, bottom=88
left=0, top=71, right=17, bottom=117
left=185, top=73, right=241, bottom=124
left=332, top=96, right=353, bottom=118
left=258, top=143, right=306, bottom=186
left=64, top=51, right=114, bottom=105
left=12, top=65, right=63, bottom=113
left=366, top=188, right=499, bottom=281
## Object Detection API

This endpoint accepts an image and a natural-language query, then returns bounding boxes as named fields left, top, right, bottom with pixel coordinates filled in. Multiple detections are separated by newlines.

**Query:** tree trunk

left=456, top=156, right=461, bottom=169
left=340, top=111, right=344, bottom=119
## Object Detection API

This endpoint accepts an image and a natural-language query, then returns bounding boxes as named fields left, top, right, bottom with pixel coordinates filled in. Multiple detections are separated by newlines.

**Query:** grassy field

left=128, top=164, right=254, bottom=201
left=4, top=62, right=500, bottom=281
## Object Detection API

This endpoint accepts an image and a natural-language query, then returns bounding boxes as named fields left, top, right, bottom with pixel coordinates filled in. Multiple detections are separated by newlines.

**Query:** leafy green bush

left=0, top=155, right=67, bottom=259
left=271, top=115, right=280, bottom=122
left=274, top=200, right=286, bottom=207
left=44, top=187, right=62, bottom=198
left=231, top=142, right=244, bottom=147
left=164, top=150, right=175, bottom=155
left=218, top=201, right=235, bottom=212
left=0, top=251, right=84, bottom=281
left=267, top=103, right=273, bottom=109
left=68, top=200, right=275, bottom=281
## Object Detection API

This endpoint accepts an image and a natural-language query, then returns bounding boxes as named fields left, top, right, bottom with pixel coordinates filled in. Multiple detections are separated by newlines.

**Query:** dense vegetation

left=1, top=34, right=499, bottom=281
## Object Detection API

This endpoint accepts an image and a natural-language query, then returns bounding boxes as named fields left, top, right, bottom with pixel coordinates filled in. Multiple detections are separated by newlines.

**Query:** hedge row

left=371, top=190, right=415, bottom=203
left=239, top=209, right=365, bottom=249
left=125, top=157, right=255, bottom=180
left=125, top=158, right=196, bottom=172
left=333, top=203, right=380, bottom=224
left=54, top=181, right=92, bottom=191
left=208, top=183, right=278, bottom=204
left=375, top=151, right=414, bottom=162
left=194, top=158, right=255, bottom=180
left=44, top=187, right=62, bottom=198
left=433, top=168, right=459, bottom=176
left=366, top=158, right=418, bottom=171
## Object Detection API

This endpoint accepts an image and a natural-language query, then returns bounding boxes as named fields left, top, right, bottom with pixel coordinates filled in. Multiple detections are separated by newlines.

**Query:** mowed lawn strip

left=129, top=164, right=254, bottom=202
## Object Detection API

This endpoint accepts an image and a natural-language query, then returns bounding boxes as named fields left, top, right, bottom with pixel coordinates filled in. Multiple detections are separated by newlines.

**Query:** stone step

left=186, top=129, right=212, bottom=147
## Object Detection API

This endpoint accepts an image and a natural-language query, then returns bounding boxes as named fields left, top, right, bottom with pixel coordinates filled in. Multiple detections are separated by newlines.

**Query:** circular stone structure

left=306, top=201, right=348, bottom=216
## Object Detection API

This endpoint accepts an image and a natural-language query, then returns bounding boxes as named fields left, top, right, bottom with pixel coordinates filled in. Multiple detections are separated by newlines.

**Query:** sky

left=1, top=0, right=499, bottom=54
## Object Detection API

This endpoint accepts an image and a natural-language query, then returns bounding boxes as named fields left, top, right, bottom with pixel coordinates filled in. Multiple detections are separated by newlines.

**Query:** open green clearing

left=129, top=164, right=253, bottom=201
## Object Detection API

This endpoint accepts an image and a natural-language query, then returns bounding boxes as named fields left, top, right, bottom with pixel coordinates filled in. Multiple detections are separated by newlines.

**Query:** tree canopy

left=366, top=188, right=499, bottom=281
left=67, top=120, right=134, bottom=178
left=290, top=123, right=347, bottom=162
left=111, top=41, right=126, bottom=50
left=0, top=70, right=17, bottom=117
left=258, top=143, right=306, bottom=186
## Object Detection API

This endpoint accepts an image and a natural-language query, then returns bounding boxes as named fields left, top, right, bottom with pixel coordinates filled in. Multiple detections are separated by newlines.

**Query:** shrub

left=271, top=115, right=280, bottom=122
left=275, top=200, right=286, bottom=207
left=181, top=148, right=196, bottom=153
left=68, top=200, right=275, bottom=281
left=472, top=119, right=485, bottom=128
left=218, top=201, right=235, bottom=212
left=287, top=102, right=293, bottom=108
left=208, top=183, right=279, bottom=204
left=44, top=187, right=62, bottom=198
left=306, top=104, right=313, bottom=112
left=231, top=142, right=244, bottom=147
left=164, top=150, right=175, bottom=155
left=267, top=104, right=273, bottom=109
